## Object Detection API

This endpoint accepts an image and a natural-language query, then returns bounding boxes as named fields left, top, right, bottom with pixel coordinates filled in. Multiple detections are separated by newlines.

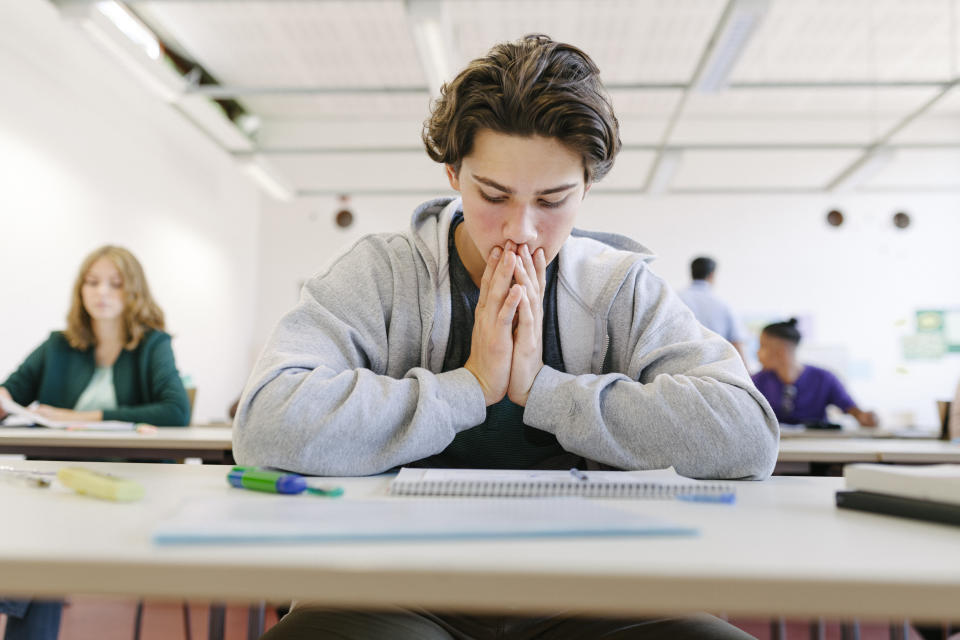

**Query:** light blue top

left=73, top=365, right=118, bottom=412
left=677, top=280, right=745, bottom=343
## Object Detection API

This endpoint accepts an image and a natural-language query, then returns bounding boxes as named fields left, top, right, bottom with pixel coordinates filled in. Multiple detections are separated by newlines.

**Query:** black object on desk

left=803, top=421, right=843, bottom=430
left=836, top=490, right=960, bottom=527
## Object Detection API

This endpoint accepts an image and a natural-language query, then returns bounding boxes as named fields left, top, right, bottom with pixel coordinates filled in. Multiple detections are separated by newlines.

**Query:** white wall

left=0, top=1, right=261, bottom=422
left=256, top=188, right=960, bottom=431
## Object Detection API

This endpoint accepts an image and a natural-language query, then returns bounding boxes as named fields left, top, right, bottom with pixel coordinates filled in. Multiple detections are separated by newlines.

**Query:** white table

left=0, top=426, right=234, bottom=462
left=778, top=437, right=960, bottom=465
left=1, top=460, right=958, bottom=623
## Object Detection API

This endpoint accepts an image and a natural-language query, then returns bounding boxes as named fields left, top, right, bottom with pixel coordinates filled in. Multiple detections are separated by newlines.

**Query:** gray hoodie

left=234, top=197, right=778, bottom=479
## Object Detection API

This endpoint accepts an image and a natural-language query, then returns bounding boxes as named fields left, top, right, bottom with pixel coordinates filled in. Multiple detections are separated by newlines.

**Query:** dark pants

left=0, top=600, right=62, bottom=640
left=260, top=607, right=756, bottom=640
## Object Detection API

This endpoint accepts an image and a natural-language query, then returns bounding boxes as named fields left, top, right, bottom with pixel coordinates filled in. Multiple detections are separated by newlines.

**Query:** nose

left=502, top=203, right=537, bottom=246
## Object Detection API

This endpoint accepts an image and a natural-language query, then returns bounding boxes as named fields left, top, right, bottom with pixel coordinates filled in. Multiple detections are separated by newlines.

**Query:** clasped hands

left=463, top=240, right=546, bottom=407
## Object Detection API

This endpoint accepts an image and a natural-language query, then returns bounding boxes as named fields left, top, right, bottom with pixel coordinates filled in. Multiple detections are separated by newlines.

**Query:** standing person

left=0, top=245, right=191, bottom=640
left=678, top=256, right=748, bottom=363
left=236, top=35, right=776, bottom=639
left=752, top=318, right=877, bottom=427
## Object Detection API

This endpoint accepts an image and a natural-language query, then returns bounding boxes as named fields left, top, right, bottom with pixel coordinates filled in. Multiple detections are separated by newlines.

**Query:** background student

left=236, top=34, right=774, bottom=639
left=0, top=245, right=190, bottom=426
left=678, top=256, right=747, bottom=363
left=0, top=245, right=189, bottom=640
left=752, top=318, right=877, bottom=427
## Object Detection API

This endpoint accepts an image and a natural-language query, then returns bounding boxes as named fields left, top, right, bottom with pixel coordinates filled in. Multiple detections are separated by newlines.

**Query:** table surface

left=3, top=425, right=957, bottom=465
left=778, top=437, right=960, bottom=463
left=0, top=425, right=234, bottom=461
left=0, top=425, right=232, bottom=448
left=2, top=460, right=959, bottom=622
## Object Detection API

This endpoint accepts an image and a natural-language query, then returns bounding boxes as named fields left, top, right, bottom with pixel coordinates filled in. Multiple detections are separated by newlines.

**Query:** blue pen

left=677, top=492, right=736, bottom=504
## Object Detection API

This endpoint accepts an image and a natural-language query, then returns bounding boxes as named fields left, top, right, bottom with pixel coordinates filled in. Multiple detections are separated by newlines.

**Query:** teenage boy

left=236, top=35, right=776, bottom=639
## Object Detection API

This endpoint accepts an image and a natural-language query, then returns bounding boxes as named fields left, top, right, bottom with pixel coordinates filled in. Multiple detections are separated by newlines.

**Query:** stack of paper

left=836, top=463, right=960, bottom=526
left=0, top=395, right=135, bottom=431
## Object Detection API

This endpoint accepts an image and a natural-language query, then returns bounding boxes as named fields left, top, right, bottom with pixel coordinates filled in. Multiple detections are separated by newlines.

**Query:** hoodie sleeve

left=232, top=235, right=486, bottom=476
left=523, top=262, right=779, bottom=480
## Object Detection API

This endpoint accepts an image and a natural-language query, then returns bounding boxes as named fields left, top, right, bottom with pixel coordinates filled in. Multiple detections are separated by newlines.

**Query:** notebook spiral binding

left=389, top=479, right=734, bottom=499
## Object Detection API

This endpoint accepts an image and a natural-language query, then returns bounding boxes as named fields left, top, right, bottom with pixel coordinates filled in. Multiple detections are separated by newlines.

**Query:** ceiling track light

left=236, top=154, right=296, bottom=203
left=405, top=0, right=454, bottom=97
left=827, top=148, right=897, bottom=193
left=693, top=0, right=771, bottom=93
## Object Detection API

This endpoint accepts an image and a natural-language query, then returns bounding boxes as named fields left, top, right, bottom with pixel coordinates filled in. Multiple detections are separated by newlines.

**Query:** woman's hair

left=422, top=34, right=621, bottom=184
left=64, top=245, right=165, bottom=350
left=762, top=318, right=802, bottom=345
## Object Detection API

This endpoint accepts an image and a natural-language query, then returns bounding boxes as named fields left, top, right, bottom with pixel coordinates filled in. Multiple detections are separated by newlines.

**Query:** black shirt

left=413, top=213, right=584, bottom=470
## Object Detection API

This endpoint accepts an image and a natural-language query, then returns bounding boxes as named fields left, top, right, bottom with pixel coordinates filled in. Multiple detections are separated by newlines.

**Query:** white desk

left=778, top=437, right=960, bottom=465
left=0, top=426, right=234, bottom=462
left=1, top=460, right=959, bottom=622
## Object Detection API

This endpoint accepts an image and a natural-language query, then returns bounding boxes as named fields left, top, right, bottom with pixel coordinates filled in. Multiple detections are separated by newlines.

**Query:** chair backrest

left=185, top=387, right=196, bottom=424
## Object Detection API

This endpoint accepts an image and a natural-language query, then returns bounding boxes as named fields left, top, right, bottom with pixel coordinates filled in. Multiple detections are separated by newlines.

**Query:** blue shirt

left=751, top=365, right=856, bottom=424
left=678, top=280, right=744, bottom=343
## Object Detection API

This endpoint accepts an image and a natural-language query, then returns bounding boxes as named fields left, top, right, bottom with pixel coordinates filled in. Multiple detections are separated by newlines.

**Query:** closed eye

left=479, top=190, right=507, bottom=203
left=539, top=196, right=569, bottom=209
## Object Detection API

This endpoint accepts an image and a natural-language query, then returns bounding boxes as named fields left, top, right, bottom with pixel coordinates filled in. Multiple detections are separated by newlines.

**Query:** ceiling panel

left=683, top=87, right=939, bottom=116
left=447, top=0, right=725, bottom=83
left=239, top=93, right=430, bottom=119
left=733, top=0, right=960, bottom=82
left=86, top=0, right=960, bottom=196
left=591, top=150, right=657, bottom=191
left=138, top=0, right=426, bottom=87
left=863, top=149, right=960, bottom=188
left=671, top=116, right=904, bottom=145
left=268, top=151, right=447, bottom=191
left=672, top=150, right=861, bottom=190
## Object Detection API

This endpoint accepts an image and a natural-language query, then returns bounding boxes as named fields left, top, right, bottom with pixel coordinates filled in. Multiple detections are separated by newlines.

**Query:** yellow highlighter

left=57, top=467, right=145, bottom=502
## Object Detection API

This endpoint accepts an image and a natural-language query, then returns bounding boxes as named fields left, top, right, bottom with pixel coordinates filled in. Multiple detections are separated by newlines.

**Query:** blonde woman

left=0, top=246, right=189, bottom=640
left=0, top=245, right=190, bottom=426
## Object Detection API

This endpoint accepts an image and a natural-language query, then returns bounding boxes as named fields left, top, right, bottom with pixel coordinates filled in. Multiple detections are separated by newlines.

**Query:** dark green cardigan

left=2, top=330, right=191, bottom=426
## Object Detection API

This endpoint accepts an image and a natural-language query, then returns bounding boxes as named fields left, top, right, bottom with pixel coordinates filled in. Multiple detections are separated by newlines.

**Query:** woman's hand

left=0, top=387, right=12, bottom=420
left=33, top=405, right=103, bottom=423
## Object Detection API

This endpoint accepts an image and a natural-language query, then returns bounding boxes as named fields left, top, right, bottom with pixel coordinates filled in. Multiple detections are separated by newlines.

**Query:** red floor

left=3, top=598, right=956, bottom=639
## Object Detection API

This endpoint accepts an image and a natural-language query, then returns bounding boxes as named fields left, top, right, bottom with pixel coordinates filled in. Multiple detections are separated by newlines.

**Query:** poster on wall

left=902, top=310, right=960, bottom=360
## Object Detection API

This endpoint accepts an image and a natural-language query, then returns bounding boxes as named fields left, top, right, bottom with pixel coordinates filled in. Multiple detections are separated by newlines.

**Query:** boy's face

left=446, top=129, right=589, bottom=278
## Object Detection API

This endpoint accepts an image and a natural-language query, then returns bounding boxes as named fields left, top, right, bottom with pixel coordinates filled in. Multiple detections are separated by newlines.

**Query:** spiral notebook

left=388, top=467, right=735, bottom=501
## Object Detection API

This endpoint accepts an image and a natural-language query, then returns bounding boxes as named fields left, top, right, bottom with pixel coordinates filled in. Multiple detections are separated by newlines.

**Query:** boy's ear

left=445, top=165, right=461, bottom=191
left=582, top=182, right=592, bottom=199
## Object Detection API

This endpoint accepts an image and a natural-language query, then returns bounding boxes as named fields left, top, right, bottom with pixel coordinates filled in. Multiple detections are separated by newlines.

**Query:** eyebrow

left=472, top=174, right=577, bottom=196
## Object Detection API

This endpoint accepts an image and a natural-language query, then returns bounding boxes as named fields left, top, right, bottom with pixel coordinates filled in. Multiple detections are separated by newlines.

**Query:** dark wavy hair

left=422, top=34, right=621, bottom=184
left=762, top=318, right=802, bottom=345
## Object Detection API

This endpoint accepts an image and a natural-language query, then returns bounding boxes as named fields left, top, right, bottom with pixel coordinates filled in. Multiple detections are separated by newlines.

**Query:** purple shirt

left=751, top=365, right=855, bottom=424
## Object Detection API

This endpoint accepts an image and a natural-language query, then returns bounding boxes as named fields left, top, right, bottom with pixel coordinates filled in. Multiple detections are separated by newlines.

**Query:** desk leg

left=133, top=600, right=144, bottom=640
left=770, top=616, right=787, bottom=640
left=247, top=602, right=265, bottom=640
left=208, top=603, right=225, bottom=640
left=888, top=620, right=909, bottom=640
left=840, top=620, right=861, bottom=640
left=809, top=617, right=825, bottom=640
